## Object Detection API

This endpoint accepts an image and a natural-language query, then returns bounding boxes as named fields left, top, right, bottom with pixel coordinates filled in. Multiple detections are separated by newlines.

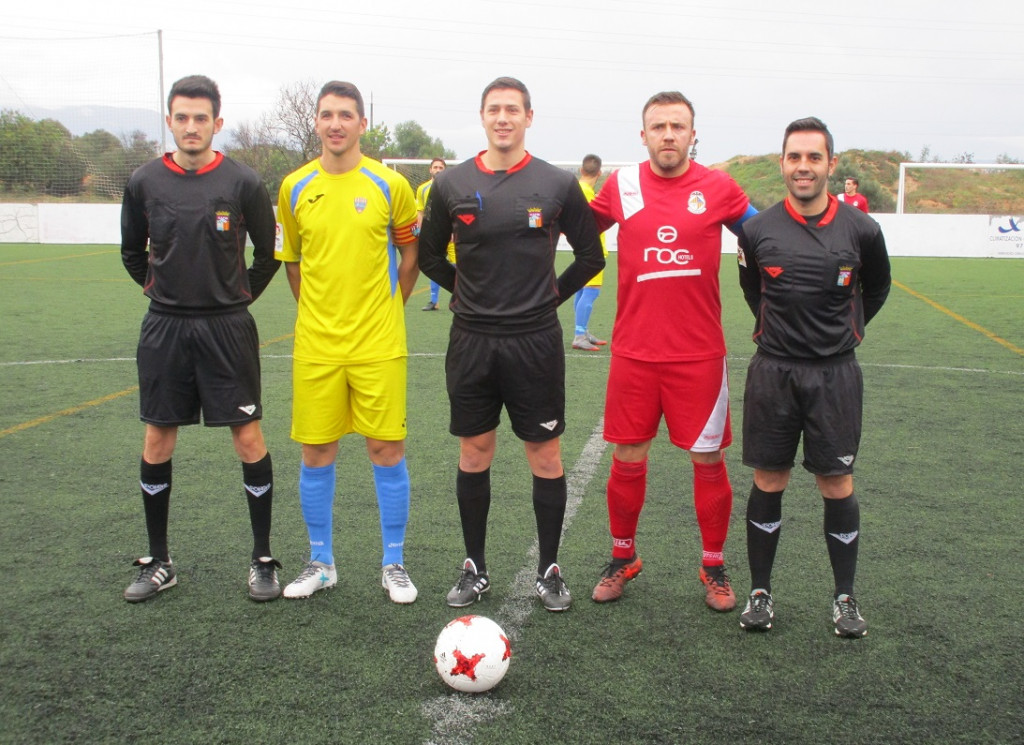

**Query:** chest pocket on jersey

left=513, top=197, right=558, bottom=235
left=452, top=198, right=482, bottom=242
left=824, top=255, right=860, bottom=294
left=209, top=198, right=240, bottom=248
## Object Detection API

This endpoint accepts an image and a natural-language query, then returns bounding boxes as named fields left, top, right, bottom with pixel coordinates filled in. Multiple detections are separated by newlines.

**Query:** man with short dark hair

left=418, top=76, right=604, bottom=612
left=416, top=157, right=454, bottom=311
left=838, top=176, right=869, bottom=213
left=276, top=80, right=420, bottom=604
left=737, top=116, right=890, bottom=638
left=120, top=74, right=282, bottom=603
left=588, top=91, right=757, bottom=611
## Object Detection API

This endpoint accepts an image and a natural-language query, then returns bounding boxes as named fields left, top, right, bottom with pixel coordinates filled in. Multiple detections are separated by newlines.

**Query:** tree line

left=0, top=80, right=454, bottom=203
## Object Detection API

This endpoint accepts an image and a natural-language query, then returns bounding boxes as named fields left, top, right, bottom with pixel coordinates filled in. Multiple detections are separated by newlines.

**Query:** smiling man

left=736, top=116, right=891, bottom=638
left=587, top=91, right=756, bottom=612
left=276, top=80, right=421, bottom=605
left=418, top=76, right=604, bottom=613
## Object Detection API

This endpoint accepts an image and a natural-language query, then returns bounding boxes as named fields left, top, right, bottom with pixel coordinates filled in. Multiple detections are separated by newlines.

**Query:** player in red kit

left=589, top=91, right=756, bottom=611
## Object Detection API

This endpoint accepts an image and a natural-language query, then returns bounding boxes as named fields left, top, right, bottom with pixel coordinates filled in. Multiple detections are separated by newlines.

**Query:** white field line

left=2, top=354, right=1021, bottom=377
left=420, top=419, right=608, bottom=745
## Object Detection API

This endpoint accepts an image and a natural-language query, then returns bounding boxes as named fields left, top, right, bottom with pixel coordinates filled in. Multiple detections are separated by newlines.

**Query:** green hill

left=715, top=149, right=1024, bottom=214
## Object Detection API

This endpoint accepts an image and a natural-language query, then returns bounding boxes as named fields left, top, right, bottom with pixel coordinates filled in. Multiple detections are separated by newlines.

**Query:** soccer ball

left=433, top=615, right=511, bottom=693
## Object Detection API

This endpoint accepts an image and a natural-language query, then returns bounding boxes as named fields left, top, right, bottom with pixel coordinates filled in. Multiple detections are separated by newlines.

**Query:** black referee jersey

left=121, top=153, right=279, bottom=314
left=418, top=153, right=604, bottom=333
left=737, top=196, right=891, bottom=359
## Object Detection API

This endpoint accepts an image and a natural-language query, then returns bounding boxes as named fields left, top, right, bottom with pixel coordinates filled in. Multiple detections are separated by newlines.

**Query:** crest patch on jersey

left=687, top=191, right=707, bottom=215
left=354, top=197, right=367, bottom=213
left=836, top=266, right=853, bottom=287
left=215, top=211, right=231, bottom=231
left=527, top=207, right=543, bottom=228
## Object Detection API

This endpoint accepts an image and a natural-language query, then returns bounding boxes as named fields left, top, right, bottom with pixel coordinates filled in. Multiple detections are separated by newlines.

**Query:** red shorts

left=603, top=355, right=731, bottom=452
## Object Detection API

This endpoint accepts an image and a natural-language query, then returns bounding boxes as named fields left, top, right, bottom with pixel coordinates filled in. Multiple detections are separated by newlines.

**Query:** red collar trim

left=785, top=191, right=838, bottom=226
left=474, top=151, right=532, bottom=175
left=162, top=151, right=224, bottom=175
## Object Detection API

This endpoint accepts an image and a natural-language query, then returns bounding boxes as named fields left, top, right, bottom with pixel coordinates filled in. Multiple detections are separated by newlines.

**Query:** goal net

left=0, top=31, right=163, bottom=202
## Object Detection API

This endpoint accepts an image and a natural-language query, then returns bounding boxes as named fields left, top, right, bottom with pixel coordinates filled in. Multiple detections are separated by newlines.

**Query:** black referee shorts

left=137, top=309, right=263, bottom=427
left=445, top=323, right=566, bottom=442
left=742, top=350, right=863, bottom=476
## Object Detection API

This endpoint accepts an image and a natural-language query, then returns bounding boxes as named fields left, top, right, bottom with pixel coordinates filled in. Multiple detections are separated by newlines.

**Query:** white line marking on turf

left=421, top=418, right=608, bottom=745
left=3, top=355, right=1020, bottom=376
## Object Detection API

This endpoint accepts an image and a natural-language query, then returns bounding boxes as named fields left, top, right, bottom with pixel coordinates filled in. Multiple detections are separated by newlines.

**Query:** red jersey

left=838, top=192, right=869, bottom=213
left=590, top=161, right=751, bottom=362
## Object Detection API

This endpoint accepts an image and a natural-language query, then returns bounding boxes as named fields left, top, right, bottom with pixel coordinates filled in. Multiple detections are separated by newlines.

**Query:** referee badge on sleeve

left=528, top=207, right=543, bottom=228
left=216, top=211, right=231, bottom=231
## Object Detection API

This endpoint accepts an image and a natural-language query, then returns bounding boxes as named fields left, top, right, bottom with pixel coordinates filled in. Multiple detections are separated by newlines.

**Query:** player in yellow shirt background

left=572, top=153, right=609, bottom=350
left=275, top=80, right=420, bottom=603
left=416, top=157, right=456, bottom=311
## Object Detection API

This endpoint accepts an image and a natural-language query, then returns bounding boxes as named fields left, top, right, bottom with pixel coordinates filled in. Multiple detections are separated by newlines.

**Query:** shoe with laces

left=592, top=555, right=643, bottom=603
left=833, top=593, right=868, bottom=638
left=699, top=565, right=737, bottom=612
left=283, top=560, right=337, bottom=599
left=124, top=556, right=177, bottom=603
left=740, top=589, right=774, bottom=631
left=572, top=333, right=600, bottom=351
left=585, top=331, right=607, bottom=346
left=422, top=302, right=438, bottom=311
left=536, top=563, right=572, bottom=612
left=248, top=556, right=282, bottom=602
left=446, top=558, right=490, bottom=607
left=381, top=563, right=418, bottom=604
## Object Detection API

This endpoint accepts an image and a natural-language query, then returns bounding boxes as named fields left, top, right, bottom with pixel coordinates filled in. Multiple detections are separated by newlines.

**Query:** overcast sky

left=3, top=0, right=1023, bottom=166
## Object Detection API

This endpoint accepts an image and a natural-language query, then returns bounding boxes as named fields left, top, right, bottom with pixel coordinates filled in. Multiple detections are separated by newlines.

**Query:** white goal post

left=897, top=162, right=1024, bottom=214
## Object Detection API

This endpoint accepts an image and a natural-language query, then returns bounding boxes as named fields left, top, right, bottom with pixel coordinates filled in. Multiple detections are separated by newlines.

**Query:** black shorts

left=446, top=323, right=565, bottom=442
left=137, top=309, right=263, bottom=427
left=742, top=351, right=862, bottom=476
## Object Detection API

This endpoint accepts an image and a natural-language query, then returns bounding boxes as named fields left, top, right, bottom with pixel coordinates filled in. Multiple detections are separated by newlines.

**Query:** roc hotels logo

left=528, top=207, right=543, bottom=228
left=215, top=211, right=231, bottom=231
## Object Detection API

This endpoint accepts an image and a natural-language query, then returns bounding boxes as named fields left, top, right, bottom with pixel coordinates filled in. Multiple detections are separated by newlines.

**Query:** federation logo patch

left=215, top=211, right=231, bottom=231
left=354, top=197, right=367, bottom=213
left=687, top=191, right=707, bottom=215
left=836, top=266, right=853, bottom=287
left=737, top=247, right=747, bottom=268
left=527, top=207, right=543, bottom=228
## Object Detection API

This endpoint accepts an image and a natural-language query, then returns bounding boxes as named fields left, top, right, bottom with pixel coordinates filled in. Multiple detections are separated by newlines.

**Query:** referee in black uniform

left=120, top=75, right=281, bottom=603
left=736, top=117, right=890, bottom=638
left=418, top=76, right=604, bottom=612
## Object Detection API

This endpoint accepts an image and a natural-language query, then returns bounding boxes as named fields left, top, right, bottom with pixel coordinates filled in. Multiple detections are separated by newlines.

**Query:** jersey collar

left=162, top=151, right=224, bottom=175
left=784, top=191, right=838, bottom=226
left=474, top=151, right=532, bottom=175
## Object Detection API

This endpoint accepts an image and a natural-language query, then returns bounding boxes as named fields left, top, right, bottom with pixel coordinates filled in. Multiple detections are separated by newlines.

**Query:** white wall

left=3, top=203, right=1023, bottom=258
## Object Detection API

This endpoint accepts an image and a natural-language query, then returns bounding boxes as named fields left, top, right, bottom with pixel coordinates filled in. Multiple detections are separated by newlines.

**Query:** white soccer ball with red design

left=433, top=615, right=511, bottom=693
